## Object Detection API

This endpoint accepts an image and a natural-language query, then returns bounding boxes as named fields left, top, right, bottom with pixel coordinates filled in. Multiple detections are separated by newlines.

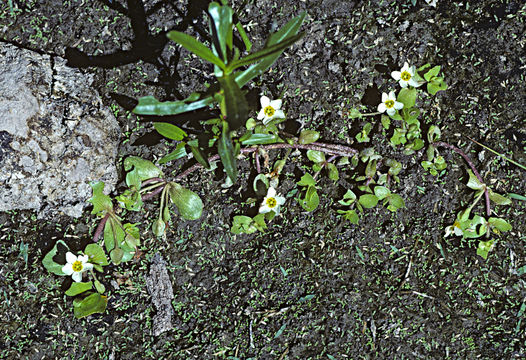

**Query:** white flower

left=259, top=187, right=286, bottom=215
left=391, top=62, right=423, bottom=88
left=257, top=96, right=285, bottom=125
left=377, top=91, right=404, bottom=116
left=62, top=252, right=93, bottom=282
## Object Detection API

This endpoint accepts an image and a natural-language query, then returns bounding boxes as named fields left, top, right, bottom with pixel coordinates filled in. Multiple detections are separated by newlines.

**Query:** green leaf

left=381, top=114, right=390, bottom=130
left=94, top=280, right=105, bottom=294
left=388, top=194, right=405, bottom=211
left=228, top=32, right=304, bottom=72
left=488, top=190, right=512, bottom=205
left=307, top=150, right=325, bottom=164
left=297, top=172, right=316, bottom=187
left=65, top=282, right=93, bottom=296
left=466, top=169, right=485, bottom=190
left=133, top=95, right=216, bottom=116
left=349, top=108, right=362, bottom=119
left=327, top=163, right=339, bottom=181
left=397, top=88, right=417, bottom=108
left=153, top=122, right=187, bottom=141
left=235, top=21, right=252, bottom=52
left=218, top=74, right=248, bottom=130
left=218, top=122, right=238, bottom=182
left=300, top=186, right=319, bottom=212
left=339, top=189, right=357, bottom=206
left=88, top=181, right=113, bottom=216
left=298, top=130, right=320, bottom=144
left=424, top=65, right=441, bottom=81
left=253, top=173, right=270, bottom=194
left=235, top=12, right=306, bottom=87
left=359, top=194, right=379, bottom=209
left=338, top=209, right=359, bottom=224
left=231, top=215, right=258, bottom=234
left=110, top=248, right=124, bottom=264
left=374, top=186, right=391, bottom=200
left=124, top=156, right=162, bottom=190
left=241, top=133, right=280, bottom=145
left=84, top=244, right=109, bottom=267
left=476, top=239, right=495, bottom=260
left=73, top=293, right=108, bottom=318
left=166, top=31, right=226, bottom=70
left=463, top=215, right=487, bottom=239
left=488, top=217, right=512, bottom=232
left=104, top=217, right=125, bottom=253
left=188, top=141, right=211, bottom=170
left=168, top=182, right=204, bottom=220
left=42, top=240, right=69, bottom=276
left=427, top=78, right=448, bottom=95
left=158, top=142, right=187, bottom=164
left=208, top=2, right=233, bottom=62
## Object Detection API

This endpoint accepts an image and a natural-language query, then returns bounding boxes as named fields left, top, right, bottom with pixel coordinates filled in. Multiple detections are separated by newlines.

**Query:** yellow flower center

left=385, top=99, right=395, bottom=109
left=401, top=71, right=411, bottom=81
left=72, top=260, right=83, bottom=272
left=264, top=106, right=275, bottom=117
left=266, top=197, right=277, bottom=208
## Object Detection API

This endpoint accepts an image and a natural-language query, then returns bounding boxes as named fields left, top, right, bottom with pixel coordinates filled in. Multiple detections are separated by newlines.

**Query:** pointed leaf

left=167, top=31, right=226, bottom=70
left=88, top=181, right=113, bottom=216
left=307, top=150, right=325, bottom=164
left=154, top=122, right=187, bottom=141
left=84, top=244, right=109, bottom=267
left=488, top=217, right=512, bottom=232
left=218, top=74, right=248, bottom=130
left=466, top=169, right=485, bottom=190
left=218, top=122, right=238, bottom=182
left=208, top=2, right=233, bottom=62
left=124, top=156, right=162, bottom=189
left=158, top=142, right=187, bottom=164
left=241, top=133, right=280, bottom=145
left=298, top=130, right=320, bottom=144
left=359, top=194, right=379, bottom=209
left=133, top=95, right=216, bottom=116
left=489, top=190, right=512, bottom=205
left=397, top=88, right=417, bottom=108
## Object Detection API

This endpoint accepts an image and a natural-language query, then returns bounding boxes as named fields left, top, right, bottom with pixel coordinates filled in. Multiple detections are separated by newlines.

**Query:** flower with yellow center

left=391, top=62, right=423, bottom=88
left=259, top=187, right=286, bottom=215
left=257, top=96, right=285, bottom=125
left=62, top=252, right=93, bottom=282
left=377, top=91, right=404, bottom=116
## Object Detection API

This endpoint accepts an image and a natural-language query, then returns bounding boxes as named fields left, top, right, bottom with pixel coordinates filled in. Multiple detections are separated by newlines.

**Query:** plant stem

left=435, top=141, right=491, bottom=217
left=93, top=213, right=110, bottom=242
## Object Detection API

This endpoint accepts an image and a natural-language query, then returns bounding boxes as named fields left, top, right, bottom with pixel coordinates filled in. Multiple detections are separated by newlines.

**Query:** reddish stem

left=435, top=141, right=491, bottom=216
left=93, top=213, right=110, bottom=242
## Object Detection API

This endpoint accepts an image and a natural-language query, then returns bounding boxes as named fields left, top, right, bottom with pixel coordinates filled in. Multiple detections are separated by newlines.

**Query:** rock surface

left=145, top=253, right=175, bottom=336
left=0, top=43, right=120, bottom=218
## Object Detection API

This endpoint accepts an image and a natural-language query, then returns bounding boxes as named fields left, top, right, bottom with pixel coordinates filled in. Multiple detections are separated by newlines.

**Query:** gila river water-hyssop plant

left=42, top=1, right=513, bottom=318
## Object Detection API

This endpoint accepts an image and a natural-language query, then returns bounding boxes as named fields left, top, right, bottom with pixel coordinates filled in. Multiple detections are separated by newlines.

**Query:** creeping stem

left=434, top=141, right=491, bottom=217
left=93, top=213, right=110, bottom=242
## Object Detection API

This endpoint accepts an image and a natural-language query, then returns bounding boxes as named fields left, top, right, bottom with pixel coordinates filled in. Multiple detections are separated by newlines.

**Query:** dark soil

left=1, top=0, right=525, bottom=359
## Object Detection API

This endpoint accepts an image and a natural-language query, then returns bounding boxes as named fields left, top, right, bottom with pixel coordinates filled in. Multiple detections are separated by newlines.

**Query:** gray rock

left=146, top=253, right=175, bottom=336
left=0, top=43, right=120, bottom=218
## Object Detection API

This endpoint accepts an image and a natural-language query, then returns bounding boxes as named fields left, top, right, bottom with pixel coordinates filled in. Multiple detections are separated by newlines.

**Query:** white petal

left=78, top=255, right=89, bottom=263
left=399, top=80, right=408, bottom=88
left=83, top=263, right=93, bottom=271
left=394, top=101, right=404, bottom=110
left=276, top=196, right=286, bottom=205
left=408, top=65, right=416, bottom=76
left=381, top=92, right=388, bottom=102
left=273, top=109, right=285, bottom=119
left=401, top=62, right=409, bottom=71
left=65, top=252, right=77, bottom=264
left=391, top=71, right=401, bottom=80
left=259, top=204, right=271, bottom=214
left=72, top=272, right=83, bottom=282
left=387, top=107, right=396, bottom=116
left=269, top=99, right=282, bottom=110
left=257, top=109, right=266, bottom=120
left=378, top=103, right=386, bottom=113
left=267, top=187, right=277, bottom=197
left=409, top=78, right=422, bottom=87
left=388, top=91, right=397, bottom=100
left=62, top=263, right=74, bottom=275
left=260, top=96, right=270, bottom=108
